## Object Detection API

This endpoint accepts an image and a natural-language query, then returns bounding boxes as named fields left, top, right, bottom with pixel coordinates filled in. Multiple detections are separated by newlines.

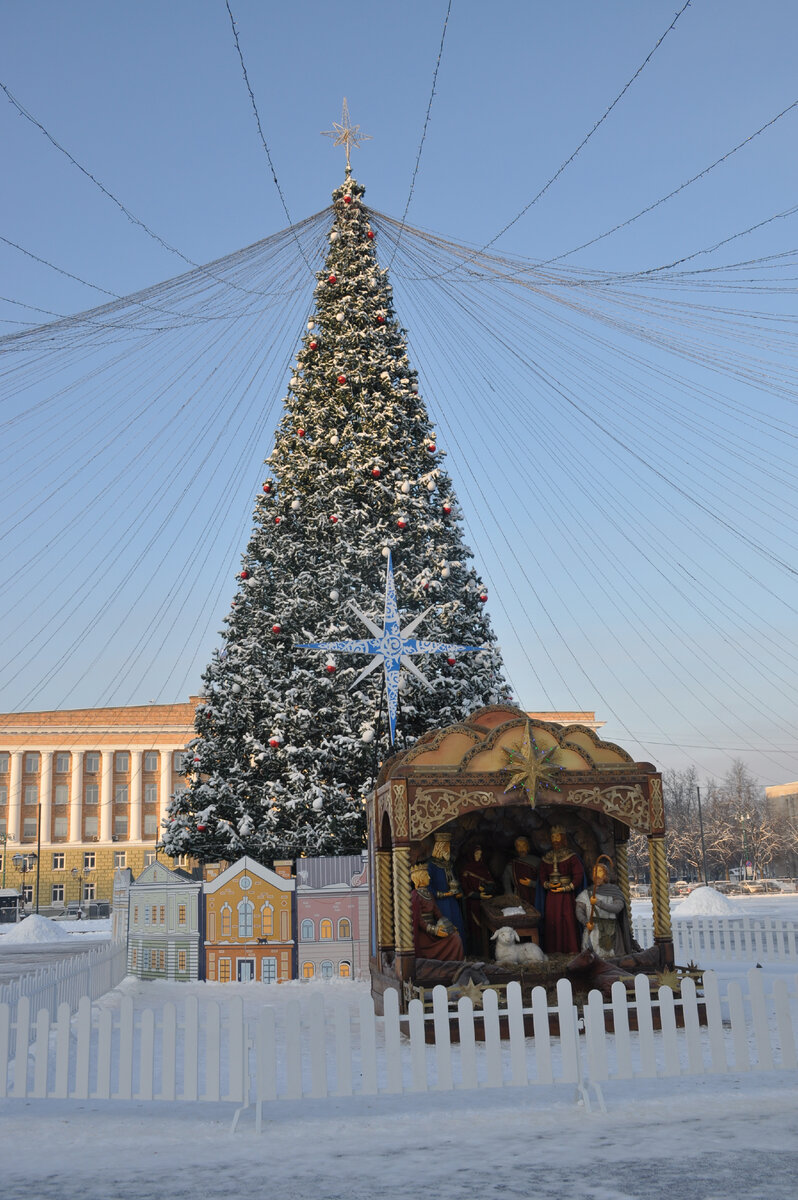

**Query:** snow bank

left=673, top=886, right=740, bottom=918
left=0, top=914, right=76, bottom=944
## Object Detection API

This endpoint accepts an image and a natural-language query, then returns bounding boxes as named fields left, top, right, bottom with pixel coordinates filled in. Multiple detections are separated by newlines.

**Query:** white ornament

left=382, top=547, right=390, bottom=558
left=232, top=683, right=241, bottom=693
left=336, top=312, right=345, bottom=321
left=380, top=371, right=391, bottom=381
left=401, top=482, right=411, bottom=494
left=427, top=481, right=436, bottom=492
left=307, top=321, right=315, bottom=330
left=441, top=567, right=450, bottom=579
left=330, top=589, right=340, bottom=602
left=312, top=797, right=324, bottom=811
left=330, top=433, right=339, bottom=445
left=291, top=499, right=301, bottom=511
left=329, top=231, right=339, bottom=241
left=290, top=376, right=299, bottom=387
left=246, top=576, right=257, bottom=587
left=361, top=729, right=375, bottom=744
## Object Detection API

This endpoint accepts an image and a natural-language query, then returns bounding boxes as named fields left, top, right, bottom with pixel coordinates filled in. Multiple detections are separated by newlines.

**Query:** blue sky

left=2, top=1, right=798, bottom=785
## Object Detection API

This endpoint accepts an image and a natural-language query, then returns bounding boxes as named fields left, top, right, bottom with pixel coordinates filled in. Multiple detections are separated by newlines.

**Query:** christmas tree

left=161, top=171, right=508, bottom=864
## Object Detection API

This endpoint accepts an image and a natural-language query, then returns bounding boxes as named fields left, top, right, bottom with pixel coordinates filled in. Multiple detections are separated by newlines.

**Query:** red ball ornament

left=397, top=518, right=407, bottom=529
left=272, top=623, right=281, bottom=634
left=297, top=428, right=305, bottom=437
left=269, top=737, right=280, bottom=748
left=427, top=442, right=436, bottom=453
left=446, top=656, right=456, bottom=666
left=337, top=374, right=347, bottom=385
left=376, top=315, right=385, bottom=324
left=309, top=341, right=318, bottom=350
left=262, top=482, right=271, bottom=493
left=443, top=504, right=452, bottom=514
left=326, top=663, right=337, bottom=674
left=343, top=195, right=352, bottom=205
left=329, top=514, right=338, bottom=523
left=197, top=823, right=207, bottom=833
left=328, top=274, right=337, bottom=284
left=421, top=580, right=429, bottom=590
left=240, top=570, right=249, bottom=580
left=274, top=516, right=281, bottom=525
left=367, top=231, right=375, bottom=240
left=479, top=593, right=488, bottom=603
left=372, top=467, right=381, bottom=478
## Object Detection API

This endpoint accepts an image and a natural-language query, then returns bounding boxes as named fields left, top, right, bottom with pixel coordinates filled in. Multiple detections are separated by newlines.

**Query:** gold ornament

left=322, top=98, right=372, bottom=173
left=502, top=722, right=562, bottom=807
left=655, top=968, right=681, bottom=992
left=455, top=978, right=487, bottom=1009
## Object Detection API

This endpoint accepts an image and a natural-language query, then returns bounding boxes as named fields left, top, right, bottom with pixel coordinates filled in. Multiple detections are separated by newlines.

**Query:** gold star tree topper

left=322, top=98, right=372, bottom=173
left=502, top=722, right=562, bottom=807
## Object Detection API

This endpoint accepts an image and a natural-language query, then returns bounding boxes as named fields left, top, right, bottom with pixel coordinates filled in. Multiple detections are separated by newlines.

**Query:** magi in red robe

left=538, top=852, right=584, bottom=954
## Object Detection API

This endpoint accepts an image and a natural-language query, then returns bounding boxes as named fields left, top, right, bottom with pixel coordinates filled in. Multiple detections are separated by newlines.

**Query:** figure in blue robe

left=427, top=833, right=466, bottom=944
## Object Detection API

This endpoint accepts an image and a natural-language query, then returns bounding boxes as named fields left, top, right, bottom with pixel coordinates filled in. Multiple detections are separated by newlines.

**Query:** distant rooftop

left=527, top=711, right=604, bottom=731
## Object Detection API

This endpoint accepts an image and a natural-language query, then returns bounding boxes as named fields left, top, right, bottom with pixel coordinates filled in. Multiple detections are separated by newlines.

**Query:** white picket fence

left=2, top=970, right=797, bottom=1129
left=0, top=940, right=127, bottom=1036
left=633, top=915, right=798, bottom=962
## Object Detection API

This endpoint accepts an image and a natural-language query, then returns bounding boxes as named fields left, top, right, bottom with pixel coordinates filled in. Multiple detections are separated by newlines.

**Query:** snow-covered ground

left=2, top=898, right=797, bottom=1198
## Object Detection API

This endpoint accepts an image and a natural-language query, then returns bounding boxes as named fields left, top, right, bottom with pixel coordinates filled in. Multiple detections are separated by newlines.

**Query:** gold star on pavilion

left=655, top=968, right=682, bottom=992
left=456, top=978, right=487, bottom=1008
left=322, top=98, right=372, bottom=173
left=502, top=722, right=562, bottom=807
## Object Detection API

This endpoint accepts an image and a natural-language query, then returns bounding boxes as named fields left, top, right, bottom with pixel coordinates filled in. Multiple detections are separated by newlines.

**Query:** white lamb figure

left=490, top=925, right=547, bottom=965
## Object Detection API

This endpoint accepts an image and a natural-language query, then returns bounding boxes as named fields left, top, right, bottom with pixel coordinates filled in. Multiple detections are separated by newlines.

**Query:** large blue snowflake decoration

left=297, top=551, right=486, bottom=744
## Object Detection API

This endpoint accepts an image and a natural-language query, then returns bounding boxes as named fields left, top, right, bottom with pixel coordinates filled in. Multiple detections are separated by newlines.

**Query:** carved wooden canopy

left=373, top=705, right=664, bottom=843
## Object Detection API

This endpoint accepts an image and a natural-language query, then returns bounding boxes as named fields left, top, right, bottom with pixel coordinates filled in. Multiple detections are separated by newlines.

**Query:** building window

left=237, top=898, right=254, bottom=938
left=131, top=947, right=138, bottom=969
left=0, top=819, right=5, bottom=838
left=54, top=784, right=68, bottom=806
left=84, top=784, right=98, bottom=806
left=218, top=958, right=232, bottom=983
left=84, top=852, right=95, bottom=870
left=25, top=753, right=39, bottom=773
left=178, top=950, right=187, bottom=973
left=52, top=884, right=65, bottom=904
left=319, top=918, right=333, bottom=940
left=0, top=752, right=8, bottom=772
left=144, top=783, right=158, bottom=805
left=84, top=816, right=98, bottom=837
left=300, top=918, right=315, bottom=941
left=221, top=906, right=232, bottom=936
left=22, top=885, right=33, bottom=904
left=339, top=961, right=351, bottom=978
left=321, top=961, right=334, bottom=979
left=143, top=752, right=159, bottom=772
left=160, top=905, right=165, bottom=924
left=302, top=961, right=315, bottom=979
left=53, top=817, right=68, bottom=838
left=84, top=883, right=96, bottom=901
left=52, top=853, right=65, bottom=870
left=114, top=784, right=128, bottom=805
left=260, top=904, right=274, bottom=937
left=148, top=949, right=165, bottom=972
left=0, top=785, right=6, bottom=807
left=338, top=918, right=351, bottom=939
left=114, top=851, right=126, bottom=868
left=24, top=785, right=38, bottom=806
left=173, top=751, right=187, bottom=773
left=133, top=905, right=139, bottom=924
left=114, top=815, right=128, bottom=837
left=144, top=851, right=156, bottom=865
left=84, top=753, right=100, bottom=774
left=178, top=903, right=187, bottom=926
left=143, top=814, right=158, bottom=836
left=262, top=958, right=277, bottom=984
left=23, top=818, right=37, bottom=839
left=144, top=907, right=150, bottom=926
left=55, top=753, right=70, bottom=774
left=115, top=752, right=129, bottom=773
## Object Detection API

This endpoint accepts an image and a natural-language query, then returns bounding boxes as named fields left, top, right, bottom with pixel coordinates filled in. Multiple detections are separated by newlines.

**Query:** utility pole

left=696, top=786, right=709, bottom=884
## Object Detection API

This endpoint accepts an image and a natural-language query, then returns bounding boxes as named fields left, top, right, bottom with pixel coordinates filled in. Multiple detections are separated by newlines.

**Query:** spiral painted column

left=648, top=833, right=674, bottom=966
left=392, top=844, right=414, bottom=980
left=614, top=839, right=631, bottom=919
left=375, top=849, right=395, bottom=956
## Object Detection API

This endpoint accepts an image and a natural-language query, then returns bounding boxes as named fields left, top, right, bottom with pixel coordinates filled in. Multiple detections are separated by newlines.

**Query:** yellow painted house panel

left=203, top=856, right=294, bottom=984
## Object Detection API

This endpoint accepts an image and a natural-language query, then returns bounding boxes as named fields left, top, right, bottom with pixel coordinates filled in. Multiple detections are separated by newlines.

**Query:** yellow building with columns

left=0, top=699, right=198, bottom=909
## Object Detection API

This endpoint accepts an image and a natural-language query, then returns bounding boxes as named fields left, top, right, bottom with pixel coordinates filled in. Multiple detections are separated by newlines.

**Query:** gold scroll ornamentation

left=648, top=834, right=673, bottom=939
left=391, top=781, right=409, bottom=839
left=648, top=776, right=665, bottom=833
left=411, top=788, right=496, bottom=840
left=566, top=784, right=649, bottom=832
left=392, top=845, right=413, bottom=953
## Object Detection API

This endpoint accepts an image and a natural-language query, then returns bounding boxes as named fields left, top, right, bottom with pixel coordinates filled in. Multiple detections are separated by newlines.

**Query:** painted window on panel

left=321, top=961, right=334, bottom=980
left=218, top=958, right=232, bottom=982
left=262, top=958, right=277, bottom=983
left=300, top=919, right=315, bottom=941
left=320, top=918, right=333, bottom=940
left=338, top=918, right=351, bottom=939
left=237, top=898, right=254, bottom=938
left=302, top=961, right=315, bottom=979
left=221, top=906, right=232, bottom=936
left=178, top=950, right=187, bottom=973
left=339, top=961, right=351, bottom=978
left=260, top=904, right=274, bottom=937
left=178, top=903, right=187, bottom=926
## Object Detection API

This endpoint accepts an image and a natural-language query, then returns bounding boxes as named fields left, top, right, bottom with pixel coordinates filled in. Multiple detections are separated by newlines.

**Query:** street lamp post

left=12, top=851, right=38, bottom=913
left=740, top=813, right=753, bottom=880
left=696, top=786, right=709, bottom=885
left=71, top=864, right=94, bottom=915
